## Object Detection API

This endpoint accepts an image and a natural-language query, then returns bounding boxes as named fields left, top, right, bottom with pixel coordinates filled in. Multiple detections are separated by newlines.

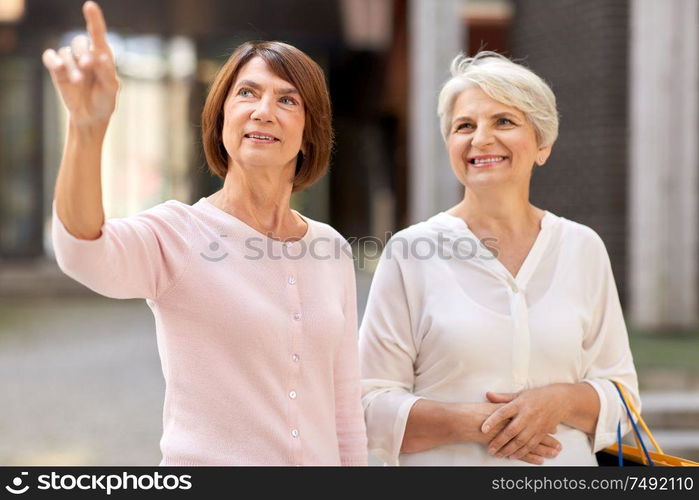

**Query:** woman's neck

left=448, top=186, right=543, bottom=236
left=208, top=159, right=306, bottom=240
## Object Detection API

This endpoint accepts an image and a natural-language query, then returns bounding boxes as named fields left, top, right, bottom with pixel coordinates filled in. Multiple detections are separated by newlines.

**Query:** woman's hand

left=467, top=402, right=561, bottom=465
left=403, top=400, right=562, bottom=465
left=481, top=385, right=567, bottom=461
left=42, top=1, right=118, bottom=130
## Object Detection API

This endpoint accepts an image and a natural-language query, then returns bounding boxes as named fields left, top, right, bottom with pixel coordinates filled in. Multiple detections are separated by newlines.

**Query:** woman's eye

left=456, top=123, right=472, bottom=131
left=498, top=118, right=514, bottom=125
left=238, top=88, right=253, bottom=97
left=280, top=96, right=297, bottom=105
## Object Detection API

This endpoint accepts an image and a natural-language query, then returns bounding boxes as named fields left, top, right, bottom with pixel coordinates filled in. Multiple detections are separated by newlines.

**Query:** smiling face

left=221, top=57, right=305, bottom=172
left=447, top=85, right=551, bottom=191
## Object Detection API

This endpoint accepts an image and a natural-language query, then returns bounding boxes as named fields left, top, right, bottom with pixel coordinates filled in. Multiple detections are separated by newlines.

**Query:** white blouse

left=359, top=211, right=640, bottom=465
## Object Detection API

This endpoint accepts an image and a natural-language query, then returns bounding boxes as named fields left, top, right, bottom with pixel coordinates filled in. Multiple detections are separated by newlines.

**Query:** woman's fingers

left=41, top=2, right=118, bottom=125
left=42, top=49, right=68, bottom=82
left=83, top=1, right=110, bottom=53
left=71, top=34, right=90, bottom=59
left=515, top=435, right=562, bottom=465
left=58, top=46, right=82, bottom=83
left=502, top=432, right=562, bottom=460
left=494, top=428, right=536, bottom=458
left=78, top=52, right=94, bottom=71
left=531, top=441, right=561, bottom=459
left=521, top=453, right=545, bottom=465
left=71, top=35, right=95, bottom=87
left=481, top=401, right=518, bottom=433
left=499, top=434, right=560, bottom=463
left=514, top=439, right=561, bottom=465
left=81, top=2, right=117, bottom=87
left=540, top=434, right=562, bottom=450
left=511, top=433, right=546, bottom=460
left=485, top=391, right=518, bottom=404
left=92, top=53, right=118, bottom=90
left=487, top=418, right=526, bottom=456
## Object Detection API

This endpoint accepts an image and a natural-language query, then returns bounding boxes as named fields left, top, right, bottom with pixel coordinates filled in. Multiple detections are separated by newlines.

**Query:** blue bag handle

left=614, top=382, right=654, bottom=466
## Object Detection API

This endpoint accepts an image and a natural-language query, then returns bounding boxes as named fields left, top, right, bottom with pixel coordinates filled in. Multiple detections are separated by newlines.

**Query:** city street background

left=1, top=0, right=698, bottom=465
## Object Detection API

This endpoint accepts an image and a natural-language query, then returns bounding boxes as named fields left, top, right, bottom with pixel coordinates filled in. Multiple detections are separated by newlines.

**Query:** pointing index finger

left=83, top=1, right=109, bottom=52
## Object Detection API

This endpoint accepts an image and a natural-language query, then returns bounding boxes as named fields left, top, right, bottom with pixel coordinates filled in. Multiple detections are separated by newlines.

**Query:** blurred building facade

left=496, top=0, right=698, bottom=329
left=0, top=0, right=697, bottom=329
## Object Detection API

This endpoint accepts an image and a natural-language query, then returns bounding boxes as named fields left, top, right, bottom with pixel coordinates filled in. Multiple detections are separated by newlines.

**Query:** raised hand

left=41, top=1, right=119, bottom=129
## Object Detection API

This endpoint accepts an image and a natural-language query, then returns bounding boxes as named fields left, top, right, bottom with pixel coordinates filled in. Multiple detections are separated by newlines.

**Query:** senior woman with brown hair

left=43, top=1, right=367, bottom=465
left=359, top=51, right=640, bottom=466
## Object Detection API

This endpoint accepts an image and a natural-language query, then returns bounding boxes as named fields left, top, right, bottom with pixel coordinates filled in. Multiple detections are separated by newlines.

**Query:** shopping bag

left=596, top=381, right=698, bottom=466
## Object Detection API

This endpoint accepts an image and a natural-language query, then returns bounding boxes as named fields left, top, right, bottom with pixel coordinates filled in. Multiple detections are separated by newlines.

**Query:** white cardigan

left=359, top=211, right=640, bottom=465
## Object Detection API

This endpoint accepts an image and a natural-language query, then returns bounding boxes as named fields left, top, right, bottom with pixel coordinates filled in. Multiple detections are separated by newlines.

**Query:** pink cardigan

left=52, top=197, right=368, bottom=466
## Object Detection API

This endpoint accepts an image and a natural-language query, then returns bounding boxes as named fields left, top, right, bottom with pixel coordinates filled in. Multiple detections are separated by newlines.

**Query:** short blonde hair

left=438, top=51, right=559, bottom=147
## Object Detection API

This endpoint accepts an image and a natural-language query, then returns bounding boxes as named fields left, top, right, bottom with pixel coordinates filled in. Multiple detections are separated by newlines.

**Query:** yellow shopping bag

left=597, top=381, right=698, bottom=466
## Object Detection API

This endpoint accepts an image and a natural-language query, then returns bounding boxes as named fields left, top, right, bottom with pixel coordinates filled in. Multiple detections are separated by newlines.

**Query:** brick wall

left=510, top=0, right=629, bottom=303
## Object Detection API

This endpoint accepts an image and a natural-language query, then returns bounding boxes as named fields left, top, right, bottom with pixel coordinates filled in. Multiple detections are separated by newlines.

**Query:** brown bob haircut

left=201, top=41, right=333, bottom=192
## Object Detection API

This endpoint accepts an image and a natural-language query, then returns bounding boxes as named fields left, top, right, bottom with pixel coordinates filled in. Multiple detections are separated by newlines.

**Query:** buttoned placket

left=283, top=240, right=303, bottom=465
left=507, top=280, right=530, bottom=390
left=474, top=265, right=532, bottom=391
left=470, top=215, right=554, bottom=391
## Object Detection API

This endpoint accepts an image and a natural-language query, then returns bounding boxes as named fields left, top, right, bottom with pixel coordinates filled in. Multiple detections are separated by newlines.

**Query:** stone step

left=639, top=392, right=699, bottom=430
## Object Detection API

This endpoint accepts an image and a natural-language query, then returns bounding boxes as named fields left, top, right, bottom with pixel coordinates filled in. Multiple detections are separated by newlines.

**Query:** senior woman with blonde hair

left=43, top=1, right=367, bottom=465
left=360, top=51, right=639, bottom=466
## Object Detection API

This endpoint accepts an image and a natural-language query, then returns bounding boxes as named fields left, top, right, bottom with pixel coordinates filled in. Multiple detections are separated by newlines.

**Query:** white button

left=292, top=354, right=300, bottom=362
left=288, top=276, right=297, bottom=285
left=291, top=429, right=299, bottom=438
left=293, top=312, right=301, bottom=321
left=289, top=391, right=297, bottom=399
left=510, top=283, right=519, bottom=293
left=284, top=241, right=293, bottom=247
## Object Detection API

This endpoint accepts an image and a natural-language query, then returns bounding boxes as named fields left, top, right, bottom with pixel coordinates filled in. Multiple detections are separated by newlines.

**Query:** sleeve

left=51, top=200, right=194, bottom=301
left=580, top=233, right=641, bottom=452
left=359, top=246, right=422, bottom=465
left=333, top=243, right=369, bottom=466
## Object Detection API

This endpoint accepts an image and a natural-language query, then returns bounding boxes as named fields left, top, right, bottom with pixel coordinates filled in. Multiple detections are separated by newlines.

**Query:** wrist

left=68, top=119, right=109, bottom=142
left=450, top=403, right=487, bottom=444
left=553, top=383, right=574, bottom=422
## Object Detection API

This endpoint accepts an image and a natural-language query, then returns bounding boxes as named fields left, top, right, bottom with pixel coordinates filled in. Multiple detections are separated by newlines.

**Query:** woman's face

left=222, top=57, right=305, bottom=172
left=446, top=85, right=551, bottom=191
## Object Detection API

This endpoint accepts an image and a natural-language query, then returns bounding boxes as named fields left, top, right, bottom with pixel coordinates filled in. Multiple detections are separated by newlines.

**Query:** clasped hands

left=478, top=385, right=568, bottom=465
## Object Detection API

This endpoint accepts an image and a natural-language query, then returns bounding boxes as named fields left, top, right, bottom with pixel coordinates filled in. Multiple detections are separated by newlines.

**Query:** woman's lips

left=244, top=133, right=280, bottom=144
left=468, top=157, right=507, bottom=168
left=245, top=137, right=278, bottom=144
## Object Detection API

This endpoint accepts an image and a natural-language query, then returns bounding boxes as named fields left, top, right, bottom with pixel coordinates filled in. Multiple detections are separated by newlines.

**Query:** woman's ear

left=536, top=145, right=552, bottom=166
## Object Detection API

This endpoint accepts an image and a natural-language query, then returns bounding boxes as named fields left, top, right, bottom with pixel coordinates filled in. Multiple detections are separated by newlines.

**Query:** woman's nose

left=250, top=95, right=274, bottom=122
left=471, top=125, right=495, bottom=148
